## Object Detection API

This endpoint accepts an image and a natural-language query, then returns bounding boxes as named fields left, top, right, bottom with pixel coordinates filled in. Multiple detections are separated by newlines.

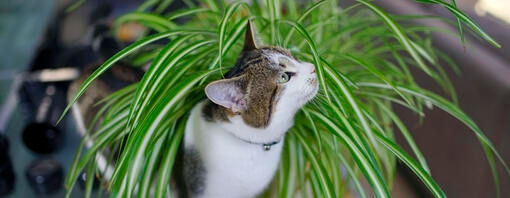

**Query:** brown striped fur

left=202, top=22, right=296, bottom=128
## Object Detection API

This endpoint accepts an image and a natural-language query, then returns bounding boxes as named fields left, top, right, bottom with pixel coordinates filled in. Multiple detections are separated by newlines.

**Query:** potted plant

left=62, top=0, right=508, bottom=197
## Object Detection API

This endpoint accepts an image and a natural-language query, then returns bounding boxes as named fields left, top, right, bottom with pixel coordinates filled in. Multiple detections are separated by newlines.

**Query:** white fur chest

left=184, top=102, right=284, bottom=198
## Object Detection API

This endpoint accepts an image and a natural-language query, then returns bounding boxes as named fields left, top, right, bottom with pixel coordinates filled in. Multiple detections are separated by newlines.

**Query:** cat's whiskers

left=306, top=98, right=324, bottom=111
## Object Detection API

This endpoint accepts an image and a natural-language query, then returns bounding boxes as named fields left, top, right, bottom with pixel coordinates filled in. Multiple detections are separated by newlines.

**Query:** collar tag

left=262, top=141, right=280, bottom=151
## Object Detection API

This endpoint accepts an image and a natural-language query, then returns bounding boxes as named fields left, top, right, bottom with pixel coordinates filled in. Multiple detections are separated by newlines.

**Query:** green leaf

left=60, top=30, right=206, bottom=123
left=111, top=70, right=217, bottom=196
left=375, top=101, right=430, bottom=173
left=167, top=7, right=214, bottom=21
left=374, top=130, right=445, bottom=197
left=416, top=0, right=500, bottom=47
left=309, top=110, right=390, bottom=197
left=281, top=20, right=330, bottom=102
left=218, top=1, right=249, bottom=69
left=358, top=0, right=436, bottom=78
left=283, top=0, right=329, bottom=46
left=344, top=54, right=415, bottom=108
left=115, top=12, right=178, bottom=32
left=125, top=36, right=214, bottom=135
left=359, top=82, right=510, bottom=175
left=154, top=120, right=185, bottom=197
left=295, top=130, right=336, bottom=198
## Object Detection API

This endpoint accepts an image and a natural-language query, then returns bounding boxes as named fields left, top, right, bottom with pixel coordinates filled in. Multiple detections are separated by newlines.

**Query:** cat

left=180, top=21, right=318, bottom=197
left=69, top=21, right=318, bottom=197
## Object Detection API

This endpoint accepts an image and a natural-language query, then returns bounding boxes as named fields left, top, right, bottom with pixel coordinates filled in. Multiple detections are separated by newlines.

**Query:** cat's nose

left=304, top=62, right=315, bottom=74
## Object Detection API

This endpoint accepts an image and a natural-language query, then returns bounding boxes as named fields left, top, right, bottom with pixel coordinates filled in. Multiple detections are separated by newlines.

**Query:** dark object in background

left=0, top=133, right=11, bottom=166
left=90, top=3, right=113, bottom=23
left=21, top=84, right=64, bottom=154
left=22, top=122, right=63, bottom=154
left=0, top=133, right=15, bottom=195
left=77, top=171, right=101, bottom=191
left=92, top=23, right=122, bottom=59
left=25, top=157, right=63, bottom=195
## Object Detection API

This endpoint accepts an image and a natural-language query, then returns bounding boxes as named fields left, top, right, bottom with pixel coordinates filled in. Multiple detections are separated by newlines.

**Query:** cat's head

left=205, top=21, right=318, bottom=129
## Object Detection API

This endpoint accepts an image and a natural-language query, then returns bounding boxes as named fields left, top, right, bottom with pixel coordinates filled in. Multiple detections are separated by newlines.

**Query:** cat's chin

left=304, top=90, right=318, bottom=103
left=300, top=78, right=319, bottom=102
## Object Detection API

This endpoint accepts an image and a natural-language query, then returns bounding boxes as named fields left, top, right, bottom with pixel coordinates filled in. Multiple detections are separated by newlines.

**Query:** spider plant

left=62, top=0, right=508, bottom=197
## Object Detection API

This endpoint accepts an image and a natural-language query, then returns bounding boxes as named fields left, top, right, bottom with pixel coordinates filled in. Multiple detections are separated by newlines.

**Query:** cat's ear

left=205, top=77, right=247, bottom=113
left=243, top=20, right=258, bottom=51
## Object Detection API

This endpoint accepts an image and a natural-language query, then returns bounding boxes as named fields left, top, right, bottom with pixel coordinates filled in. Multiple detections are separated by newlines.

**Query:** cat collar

left=235, top=135, right=281, bottom=151
left=262, top=141, right=280, bottom=151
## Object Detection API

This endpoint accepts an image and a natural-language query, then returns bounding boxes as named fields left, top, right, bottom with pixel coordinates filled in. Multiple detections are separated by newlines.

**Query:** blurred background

left=0, top=0, right=508, bottom=197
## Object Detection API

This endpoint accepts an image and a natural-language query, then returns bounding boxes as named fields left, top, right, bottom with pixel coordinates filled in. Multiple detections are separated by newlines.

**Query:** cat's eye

left=277, top=72, right=293, bottom=84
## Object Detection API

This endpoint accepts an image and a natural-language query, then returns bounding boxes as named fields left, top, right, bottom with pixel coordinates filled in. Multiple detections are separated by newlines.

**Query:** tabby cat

left=69, top=21, right=318, bottom=198
left=181, top=22, right=318, bottom=197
